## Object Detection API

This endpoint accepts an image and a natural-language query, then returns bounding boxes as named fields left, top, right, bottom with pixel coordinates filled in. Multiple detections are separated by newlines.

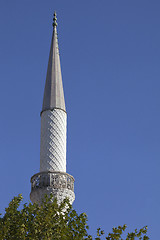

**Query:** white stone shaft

left=40, top=108, right=67, bottom=172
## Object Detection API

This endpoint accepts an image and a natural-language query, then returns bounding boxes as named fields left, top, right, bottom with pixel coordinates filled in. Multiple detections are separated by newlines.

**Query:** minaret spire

left=42, top=11, right=66, bottom=114
left=30, top=13, right=75, bottom=205
left=53, top=11, right=57, bottom=27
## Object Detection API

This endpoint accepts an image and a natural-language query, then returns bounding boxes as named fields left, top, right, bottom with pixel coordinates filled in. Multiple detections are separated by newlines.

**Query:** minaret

left=30, top=12, right=75, bottom=205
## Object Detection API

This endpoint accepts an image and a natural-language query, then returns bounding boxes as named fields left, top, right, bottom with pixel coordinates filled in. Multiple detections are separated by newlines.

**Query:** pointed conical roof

left=41, top=12, right=66, bottom=114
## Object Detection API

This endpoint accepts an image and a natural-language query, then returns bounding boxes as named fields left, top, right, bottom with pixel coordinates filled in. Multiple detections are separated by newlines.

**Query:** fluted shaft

left=40, top=109, right=67, bottom=172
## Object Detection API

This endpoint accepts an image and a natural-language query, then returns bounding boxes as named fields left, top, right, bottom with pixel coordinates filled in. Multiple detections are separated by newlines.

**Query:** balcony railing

left=31, top=171, right=74, bottom=192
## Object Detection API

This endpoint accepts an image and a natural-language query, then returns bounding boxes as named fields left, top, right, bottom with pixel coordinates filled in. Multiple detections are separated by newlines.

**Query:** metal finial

left=53, top=11, right=57, bottom=27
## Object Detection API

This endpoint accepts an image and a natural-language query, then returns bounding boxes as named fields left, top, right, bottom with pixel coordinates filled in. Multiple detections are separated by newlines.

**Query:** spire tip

left=53, top=11, right=57, bottom=27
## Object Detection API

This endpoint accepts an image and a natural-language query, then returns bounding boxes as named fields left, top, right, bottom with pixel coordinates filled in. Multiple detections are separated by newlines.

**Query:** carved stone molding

left=30, top=171, right=75, bottom=204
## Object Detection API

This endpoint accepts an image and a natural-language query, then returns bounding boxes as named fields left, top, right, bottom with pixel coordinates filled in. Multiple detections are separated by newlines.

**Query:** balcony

left=31, top=171, right=74, bottom=192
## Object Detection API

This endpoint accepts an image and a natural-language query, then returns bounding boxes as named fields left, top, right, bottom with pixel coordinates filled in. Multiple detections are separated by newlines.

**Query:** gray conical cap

left=42, top=14, right=66, bottom=113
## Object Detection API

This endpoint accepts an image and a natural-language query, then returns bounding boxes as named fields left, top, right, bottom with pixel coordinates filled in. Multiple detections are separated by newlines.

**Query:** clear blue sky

left=0, top=0, right=160, bottom=238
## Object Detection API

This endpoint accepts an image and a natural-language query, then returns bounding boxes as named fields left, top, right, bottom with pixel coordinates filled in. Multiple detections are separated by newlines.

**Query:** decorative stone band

left=30, top=171, right=75, bottom=204
left=31, top=171, right=74, bottom=191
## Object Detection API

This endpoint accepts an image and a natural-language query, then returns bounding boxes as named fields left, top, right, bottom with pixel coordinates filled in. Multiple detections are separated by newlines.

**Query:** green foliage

left=96, top=225, right=149, bottom=240
left=0, top=195, right=149, bottom=240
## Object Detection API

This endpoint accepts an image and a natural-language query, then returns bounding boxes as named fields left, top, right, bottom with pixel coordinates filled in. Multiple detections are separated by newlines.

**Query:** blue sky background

left=0, top=0, right=160, bottom=239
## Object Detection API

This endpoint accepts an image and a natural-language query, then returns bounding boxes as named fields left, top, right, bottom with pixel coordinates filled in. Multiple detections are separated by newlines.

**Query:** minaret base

left=30, top=171, right=75, bottom=205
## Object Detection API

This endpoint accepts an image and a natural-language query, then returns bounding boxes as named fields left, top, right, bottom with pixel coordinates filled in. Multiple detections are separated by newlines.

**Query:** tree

left=0, top=195, right=149, bottom=240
